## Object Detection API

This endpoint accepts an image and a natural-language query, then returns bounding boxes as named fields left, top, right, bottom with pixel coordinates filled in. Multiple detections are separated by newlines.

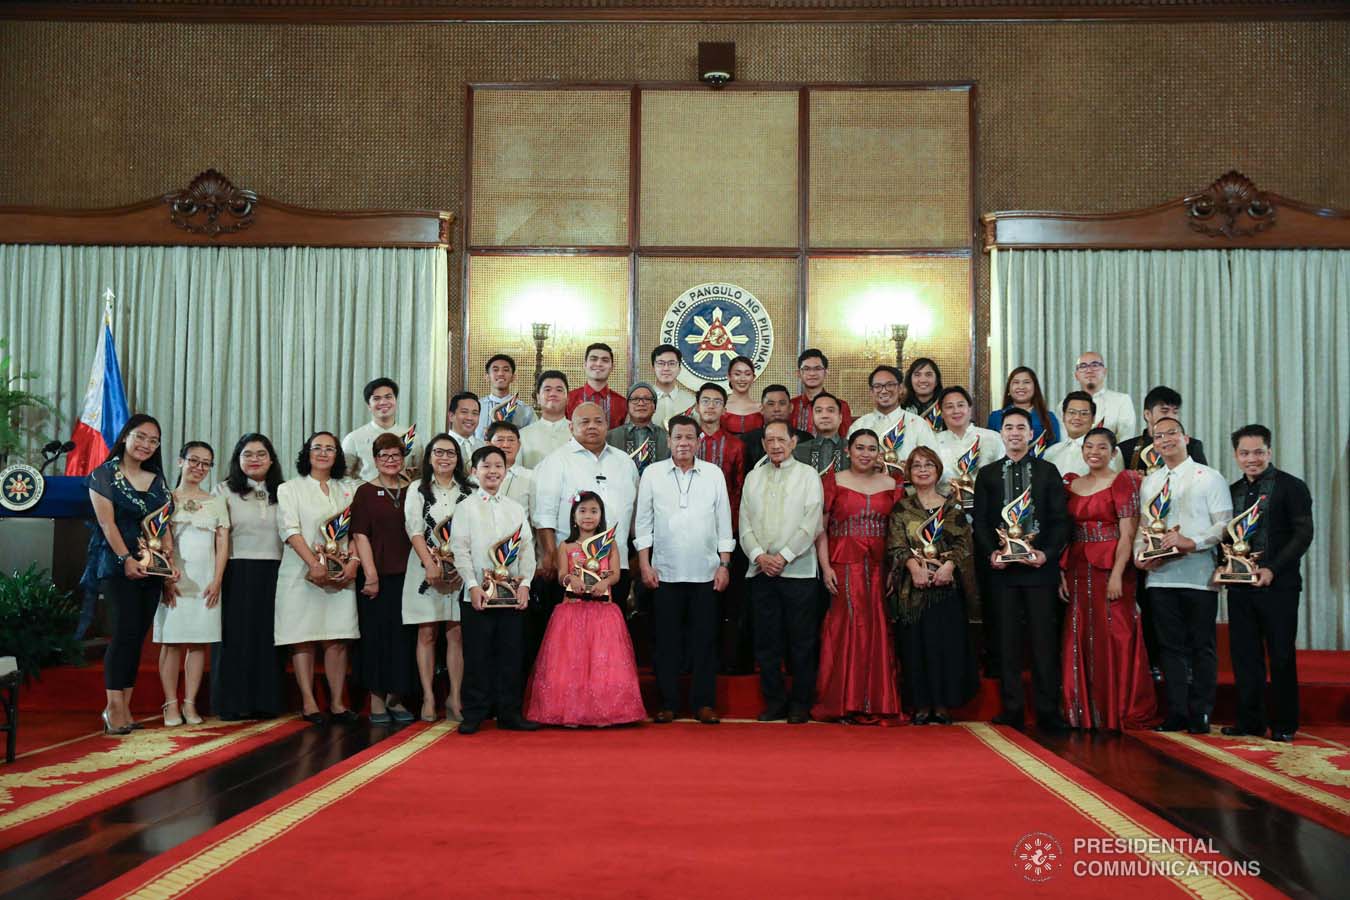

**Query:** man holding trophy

left=1219, top=424, right=1314, bottom=743
left=1133, top=417, right=1231, bottom=735
left=973, top=408, right=1070, bottom=733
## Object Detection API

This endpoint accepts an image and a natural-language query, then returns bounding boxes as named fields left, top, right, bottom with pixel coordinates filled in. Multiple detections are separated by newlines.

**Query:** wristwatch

left=115, top=552, right=131, bottom=567
left=717, top=561, right=730, bottom=569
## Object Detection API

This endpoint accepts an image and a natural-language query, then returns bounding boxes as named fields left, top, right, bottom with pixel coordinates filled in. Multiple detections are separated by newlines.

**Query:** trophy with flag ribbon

left=481, top=526, right=524, bottom=606
left=399, top=424, right=418, bottom=485
left=572, top=525, right=617, bottom=596
left=430, top=516, right=463, bottom=591
left=312, top=505, right=353, bottom=582
left=996, top=486, right=1037, bottom=564
left=136, top=497, right=177, bottom=577
left=922, top=402, right=943, bottom=432
left=1138, top=443, right=1163, bottom=474
left=628, top=436, right=654, bottom=473
left=1137, top=477, right=1181, bottom=562
left=880, top=417, right=907, bottom=480
left=1029, top=430, right=1050, bottom=460
left=912, top=504, right=950, bottom=574
left=493, top=394, right=520, bottom=423
left=950, top=438, right=980, bottom=510
left=1215, top=499, right=1263, bottom=585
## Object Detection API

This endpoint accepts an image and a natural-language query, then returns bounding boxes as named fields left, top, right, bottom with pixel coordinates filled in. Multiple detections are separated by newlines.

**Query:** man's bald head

left=571, top=401, right=608, bottom=452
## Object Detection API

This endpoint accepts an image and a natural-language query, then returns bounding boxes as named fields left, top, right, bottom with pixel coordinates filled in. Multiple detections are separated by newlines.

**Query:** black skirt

left=897, top=587, right=979, bottom=711
left=212, top=558, right=285, bottom=718
left=355, top=572, right=416, bottom=697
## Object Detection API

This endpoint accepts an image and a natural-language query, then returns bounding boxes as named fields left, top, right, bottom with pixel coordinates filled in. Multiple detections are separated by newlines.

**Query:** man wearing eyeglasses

left=789, top=349, right=852, bottom=436
left=847, top=364, right=938, bottom=464
left=1072, top=352, right=1135, bottom=438
left=1044, top=391, right=1124, bottom=477
left=607, top=381, right=670, bottom=477
left=650, top=344, right=696, bottom=430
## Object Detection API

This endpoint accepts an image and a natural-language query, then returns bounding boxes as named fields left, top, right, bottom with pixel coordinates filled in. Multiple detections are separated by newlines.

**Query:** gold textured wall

left=2, top=20, right=1348, bottom=408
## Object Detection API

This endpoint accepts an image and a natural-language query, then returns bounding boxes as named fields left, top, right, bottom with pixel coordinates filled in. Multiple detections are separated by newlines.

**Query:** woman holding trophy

left=275, top=432, right=360, bottom=724
left=402, top=433, right=474, bottom=722
left=88, top=414, right=177, bottom=735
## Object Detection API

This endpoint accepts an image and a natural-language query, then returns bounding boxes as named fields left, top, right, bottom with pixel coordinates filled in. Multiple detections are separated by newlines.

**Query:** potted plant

left=0, top=338, right=58, bottom=467
left=0, top=565, right=82, bottom=682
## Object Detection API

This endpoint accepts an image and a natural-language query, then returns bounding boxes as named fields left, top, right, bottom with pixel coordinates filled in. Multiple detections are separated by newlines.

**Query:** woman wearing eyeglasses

left=87, top=414, right=175, bottom=735
left=402, top=434, right=474, bottom=721
left=275, top=432, right=360, bottom=724
left=213, top=433, right=286, bottom=721
left=154, top=441, right=229, bottom=726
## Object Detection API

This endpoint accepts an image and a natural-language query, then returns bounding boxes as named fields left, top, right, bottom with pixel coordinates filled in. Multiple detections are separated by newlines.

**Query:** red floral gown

left=526, top=546, right=646, bottom=726
left=1061, top=471, right=1158, bottom=730
left=812, top=480, right=905, bottom=723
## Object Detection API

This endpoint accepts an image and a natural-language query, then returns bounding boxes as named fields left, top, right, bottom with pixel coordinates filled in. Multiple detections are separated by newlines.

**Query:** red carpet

left=0, top=715, right=305, bottom=852
left=89, top=721, right=1281, bottom=900
left=1133, top=726, right=1350, bottom=837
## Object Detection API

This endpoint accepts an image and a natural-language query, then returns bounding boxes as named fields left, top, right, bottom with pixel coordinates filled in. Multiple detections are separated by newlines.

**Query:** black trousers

left=461, top=600, right=525, bottom=724
left=719, top=549, right=755, bottom=675
left=1151, top=587, right=1218, bottom=723
left=1137, top=572, right=1161, bottom=669
left=751, top=574, right=819, bottom=712
left=101, top=576, right=161, bottom=691
left=993, top=582, right=1060, bottom=719
left=1227, top=586, right=1300, bottom=734
left=654, top=580, right=718, bottom=713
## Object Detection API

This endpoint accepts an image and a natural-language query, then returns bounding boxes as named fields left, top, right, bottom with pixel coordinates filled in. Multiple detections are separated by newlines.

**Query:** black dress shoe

left=1037, top=716, right=1072, bottom=734
left=786, top=710, right=810, bottom=725
left=329, top=709, right=360, bottom=724
left=1188, top=715, right=1211, bottom=735
left=1269, top=731, right=1296, bottom=743
left=930, top=712, right=952, bottom=726
left=652, top=710, right=675, bottom=724
left=991, top=712, right=1025, bottom=731
left=1220, top=725, right=1262, bottom=737
left=1154, top=716, right=1188, bottom=732
left=912, top=711, right=931, bottom=726
left=302, top=712, right=327, bottom=725
left=498, top=715, right=541, bottom=731
left=757, top=706, right=788, bottom=722
left=457, top=719, right=481, bottom=735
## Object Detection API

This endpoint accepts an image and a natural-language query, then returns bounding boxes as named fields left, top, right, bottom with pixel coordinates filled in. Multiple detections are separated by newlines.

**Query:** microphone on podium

left=39, top=439, right=78, bottom=474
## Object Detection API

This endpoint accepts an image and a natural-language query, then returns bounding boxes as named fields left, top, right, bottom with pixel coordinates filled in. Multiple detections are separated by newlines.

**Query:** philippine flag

left=65, top=315, right=130, bottom=476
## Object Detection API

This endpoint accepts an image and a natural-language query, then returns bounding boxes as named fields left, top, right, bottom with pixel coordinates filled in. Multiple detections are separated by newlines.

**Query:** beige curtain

left=992, top=248, right=1350, bottom=650
left=1, top=243, right=449, bottom=476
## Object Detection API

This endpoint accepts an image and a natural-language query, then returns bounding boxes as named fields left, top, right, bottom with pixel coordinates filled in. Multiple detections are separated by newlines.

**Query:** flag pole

left=102, top=288, right=115, bottom=327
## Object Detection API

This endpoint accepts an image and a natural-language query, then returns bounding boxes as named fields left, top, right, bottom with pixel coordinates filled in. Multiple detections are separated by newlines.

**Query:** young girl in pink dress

left=526, top=492, right=646, bottom=726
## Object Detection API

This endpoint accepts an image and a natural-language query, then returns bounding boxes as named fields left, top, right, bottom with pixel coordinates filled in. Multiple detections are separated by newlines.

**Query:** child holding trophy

left=525, top=492, right=645, bottom=727
left=450, top=445, right=539, bottom=735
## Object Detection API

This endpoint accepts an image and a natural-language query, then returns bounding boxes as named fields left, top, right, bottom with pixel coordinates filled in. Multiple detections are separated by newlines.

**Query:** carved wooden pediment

left=1183, top=171, right=1276, bottom=239
left=162, top=169, right=259, bottom=237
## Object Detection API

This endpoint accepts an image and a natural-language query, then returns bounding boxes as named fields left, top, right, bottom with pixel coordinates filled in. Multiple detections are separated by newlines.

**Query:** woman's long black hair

left=225, top=433, right=284, bottom=503
left=108, top=413, right=164, bottom=474
left=418, top=432, right=472, bottom=504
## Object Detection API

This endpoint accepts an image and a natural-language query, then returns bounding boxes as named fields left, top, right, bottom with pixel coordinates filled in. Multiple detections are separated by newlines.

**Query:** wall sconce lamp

left=532, top=322, right=551, bottom=385
left=890, top=323, right=910, bottom=371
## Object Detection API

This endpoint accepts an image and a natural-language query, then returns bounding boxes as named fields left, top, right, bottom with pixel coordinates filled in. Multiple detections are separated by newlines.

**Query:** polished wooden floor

left=1, top=721, right=1345, bottom=899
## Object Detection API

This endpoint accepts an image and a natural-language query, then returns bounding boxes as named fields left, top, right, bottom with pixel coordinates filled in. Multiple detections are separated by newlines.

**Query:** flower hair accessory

left=569, top=491, right=585, bottom=506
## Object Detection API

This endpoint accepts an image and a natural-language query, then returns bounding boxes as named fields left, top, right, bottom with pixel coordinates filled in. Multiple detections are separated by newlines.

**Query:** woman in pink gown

left=812, top=430, right=905, bottom=724
left=1060, top=428, right=1157, bottom=731
left=526, top=492, right=646, bottom=726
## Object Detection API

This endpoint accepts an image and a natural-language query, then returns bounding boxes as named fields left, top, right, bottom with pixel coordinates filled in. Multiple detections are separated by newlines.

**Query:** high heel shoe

left=181, top=700, right=203, bottom=725
left=162, top=700, right=183, bottom=727
left=103, top=709, right=132, bottom=736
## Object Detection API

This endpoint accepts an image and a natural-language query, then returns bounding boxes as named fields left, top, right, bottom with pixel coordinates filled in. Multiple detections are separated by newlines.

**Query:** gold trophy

left=1138, top=442, right=1163, bottom=474
left=1137, top=477, right=1181, bottom=563
left=995, top=486, right=1037, bottom=564
left=880, top=417, right=908, bottom=480
left=571, top=526, right=617, bottom=597
left=430, top=516, right=463, bottom=592
left=912, top=504, right=950, bottom=575
left=312, top=506, right=353, bottom=582
left=950, top=438, right=980, bottom=511
left=480, top=526, right=525, bottom=607
left=1215, top=500, right=1263, bottom=585
left=136, top=498, right=177, bottom=577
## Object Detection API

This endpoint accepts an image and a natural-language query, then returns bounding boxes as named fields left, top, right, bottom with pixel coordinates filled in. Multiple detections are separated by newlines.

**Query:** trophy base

left=996, top=551, right=1033, bottom=565
left=138, top=551, right=175, bottom=578
left=1215, top=571, right=1259, bottom=586
left=142, top=564, right=175, bottom=578
left=437, top=561, right=464, bottom=592
left=1137, top=547, right=1182, bottom=562
left=482, top=574, right=523, bottom=607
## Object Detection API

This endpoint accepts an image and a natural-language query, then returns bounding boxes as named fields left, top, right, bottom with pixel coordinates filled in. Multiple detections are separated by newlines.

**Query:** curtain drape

left=1, top=243, right=449, bottom=476
left=992, top=248, right=1349, bottom=650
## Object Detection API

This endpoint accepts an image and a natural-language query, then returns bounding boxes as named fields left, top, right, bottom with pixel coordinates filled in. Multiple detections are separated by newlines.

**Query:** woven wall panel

left=809, top=88, right=970, bottom=248
left=807, top=255, right=971, bottom=416
left=464, top=254, right=630, bottom=396
left=470, top=88, right=630, bottom=247
left=639, top=90, right=798, bottom=247
left=636, top=257, right=799, bottom=390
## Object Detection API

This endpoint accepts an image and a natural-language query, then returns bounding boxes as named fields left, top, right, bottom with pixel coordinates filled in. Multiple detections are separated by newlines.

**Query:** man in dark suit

left=1119, top=385, right=1208, bottom=470
left=740, top=384, right=812, bottom=471
left=973, top=407, right=1071, bottom=733
left=1220, top=424, right=1314, bottom=743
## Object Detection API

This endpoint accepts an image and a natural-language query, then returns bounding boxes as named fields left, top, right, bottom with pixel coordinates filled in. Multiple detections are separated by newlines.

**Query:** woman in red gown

left=1060, top=428, right=1157, bottom=731
left=720, top=355, right=764, bottom=436
left=812, top=429, right=904, bottom=723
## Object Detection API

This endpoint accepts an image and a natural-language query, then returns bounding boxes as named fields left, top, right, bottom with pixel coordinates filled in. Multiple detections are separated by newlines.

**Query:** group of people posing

left=86, top=342, right=1313, bottom=743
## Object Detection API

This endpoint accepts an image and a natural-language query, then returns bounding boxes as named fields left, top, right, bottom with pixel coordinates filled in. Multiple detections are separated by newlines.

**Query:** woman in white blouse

left=402, top=434, right=474, bottom=722
left=276, top=432, right=360, bottom=724
left=155, top=441, right=229, bottom=727
left=213, top=433, right=287, bottom=721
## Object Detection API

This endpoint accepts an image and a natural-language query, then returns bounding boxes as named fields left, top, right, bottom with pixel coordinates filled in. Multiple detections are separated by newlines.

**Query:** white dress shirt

left=1044, top=434, right=1124, bottom=477
left=634, top=458, right=736, bottom=583
left=450, top=430, right=483, bottom=467
left=533, top=439, right=640, bottom=567
left=739, top=456, right=823, bottom=579
left=449, top=489, right=536, bottom=592
left=500, top=465, right=534, bottom=521
left=848, top=407, right=938, bottom=459
left=341, top=421, right=416, bottom=482
left=519, top=417, right=573, bottom=470
left=654, top=384, right=696, bottom=429
left=475, top=393, right=537, bottom=440
left=1135, top=456, right=1232, bottom=592
left=1091, top=387, right=1137, bottom=439
left=934, top=426, right=1005, bottom=492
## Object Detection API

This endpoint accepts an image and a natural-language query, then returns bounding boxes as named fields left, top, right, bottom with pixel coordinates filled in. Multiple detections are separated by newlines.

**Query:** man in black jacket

left=1220, top=424, right=1314, bottom=743
left=974, top=408, right=1071, bottom=733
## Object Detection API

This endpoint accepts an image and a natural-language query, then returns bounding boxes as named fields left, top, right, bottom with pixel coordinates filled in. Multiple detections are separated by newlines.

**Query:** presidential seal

left=660, top=283, right=774, bottom=391
left=0, top=463, right=45, bottom=513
